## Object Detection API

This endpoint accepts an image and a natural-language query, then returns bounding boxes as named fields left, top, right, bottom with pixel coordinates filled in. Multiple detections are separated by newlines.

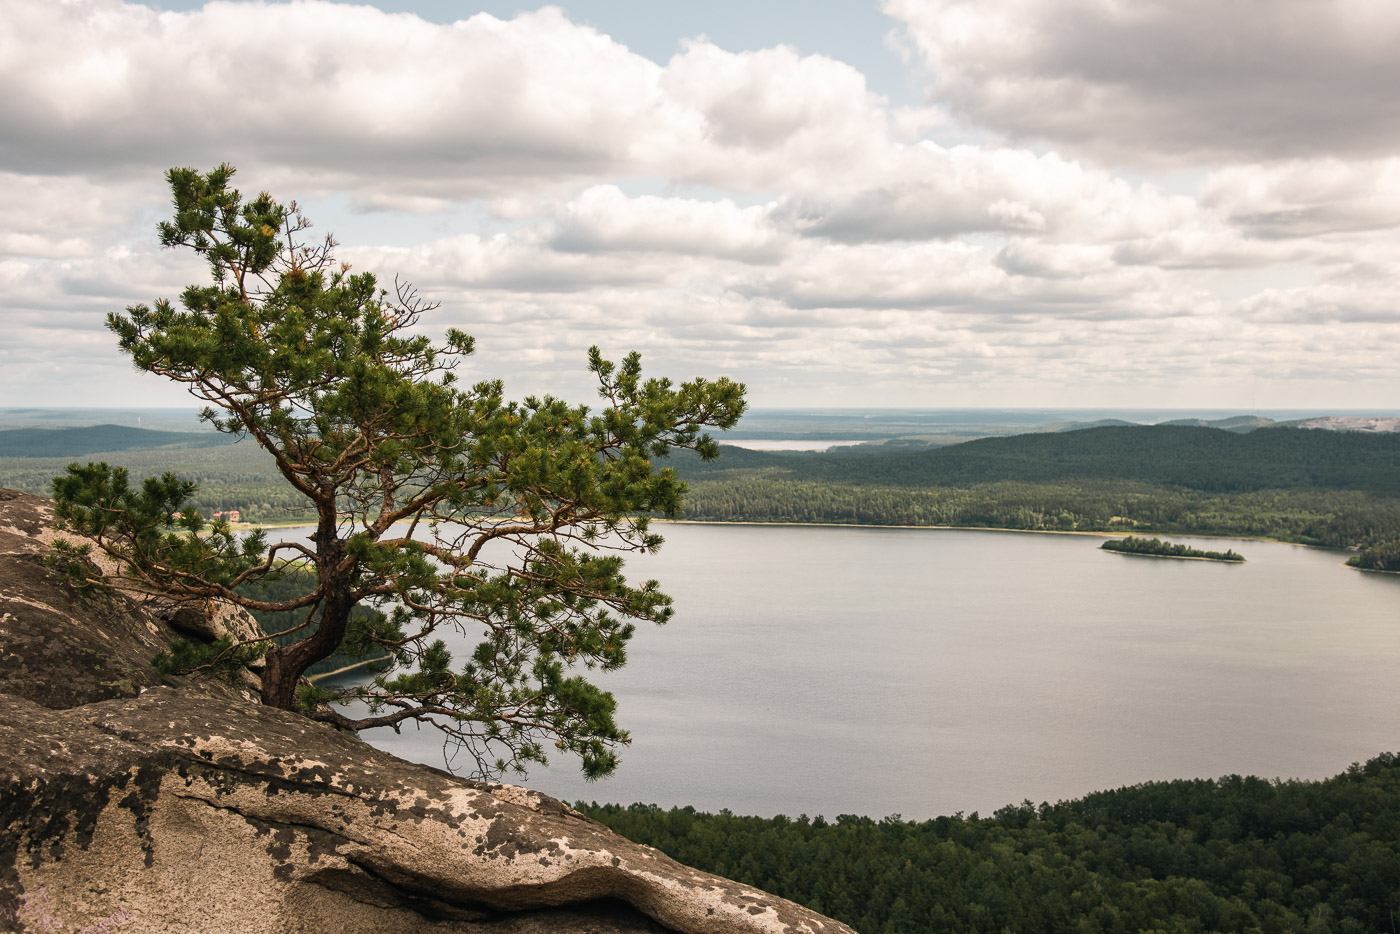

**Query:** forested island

left=582, top=753, right=1400, bottom=934
left=1100, top=536, right=1245, bottom=562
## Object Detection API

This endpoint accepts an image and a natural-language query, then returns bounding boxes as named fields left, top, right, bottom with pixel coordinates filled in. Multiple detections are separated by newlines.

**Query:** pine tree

left=51, top=164, right=745, bottom=779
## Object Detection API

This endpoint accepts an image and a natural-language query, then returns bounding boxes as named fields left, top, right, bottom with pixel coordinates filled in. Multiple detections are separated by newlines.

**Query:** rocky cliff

left=0, top=489, right=852, bottom=934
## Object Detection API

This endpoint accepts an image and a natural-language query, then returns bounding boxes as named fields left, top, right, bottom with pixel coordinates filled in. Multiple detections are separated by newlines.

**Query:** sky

left=2, top=0, right=1399, bottom=411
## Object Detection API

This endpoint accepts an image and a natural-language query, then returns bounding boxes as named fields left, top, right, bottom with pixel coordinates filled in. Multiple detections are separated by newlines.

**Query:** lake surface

left=323, top=523, right=1400, bottom=819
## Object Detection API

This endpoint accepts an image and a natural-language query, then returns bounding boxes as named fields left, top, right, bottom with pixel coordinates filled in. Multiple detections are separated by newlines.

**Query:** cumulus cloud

left=549, top=186, right=787, bottom=261
left=1, top=0, right=1399, bottom=409
left=0, top=1, right=686, bottom=192
left=885, top=0, right=1400, bottom=166
left=0, top=0, right=915, bottom=200
left=776, top=143, right=1195, bottom=243
left=0, top=173, right=155, bottom=258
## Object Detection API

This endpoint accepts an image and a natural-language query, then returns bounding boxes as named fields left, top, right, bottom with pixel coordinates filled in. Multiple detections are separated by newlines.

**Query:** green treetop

left=51, top=164, right=745, bottom=779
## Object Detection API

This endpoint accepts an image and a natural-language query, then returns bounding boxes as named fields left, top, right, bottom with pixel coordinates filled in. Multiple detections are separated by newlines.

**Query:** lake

left=327, top=523, right=1400, bottom=820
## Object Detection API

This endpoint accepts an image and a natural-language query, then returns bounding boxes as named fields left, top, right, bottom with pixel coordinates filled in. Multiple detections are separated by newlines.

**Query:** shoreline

left=652, top=518, right=1345, bottom=549
left=231, top=516, right=1348, bottom=550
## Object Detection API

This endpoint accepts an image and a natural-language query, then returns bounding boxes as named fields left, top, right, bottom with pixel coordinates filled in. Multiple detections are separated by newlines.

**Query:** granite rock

left=0, top=489, right=853, bottom=934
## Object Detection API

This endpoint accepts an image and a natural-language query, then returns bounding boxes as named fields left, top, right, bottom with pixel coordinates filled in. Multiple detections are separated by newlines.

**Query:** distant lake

left=324, top=524, right=1400, bottom=819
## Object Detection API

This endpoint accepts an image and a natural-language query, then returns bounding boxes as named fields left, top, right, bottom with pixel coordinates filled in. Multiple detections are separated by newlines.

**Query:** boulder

left=0, top=490, right=176, bottom=708
left=0, top=489, right=853, bottom=934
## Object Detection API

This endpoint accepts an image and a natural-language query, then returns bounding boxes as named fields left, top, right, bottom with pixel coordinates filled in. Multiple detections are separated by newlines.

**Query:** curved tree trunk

left=260, top=511, right=354, bottom=709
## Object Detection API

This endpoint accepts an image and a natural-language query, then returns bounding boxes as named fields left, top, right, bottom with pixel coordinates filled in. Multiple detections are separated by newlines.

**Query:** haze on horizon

left=3, top=0, right=1398, bottom=411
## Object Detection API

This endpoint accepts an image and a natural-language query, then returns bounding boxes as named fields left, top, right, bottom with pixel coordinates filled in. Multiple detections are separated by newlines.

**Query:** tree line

left=672, top=476, right=1400, bottom=547
left=1, top=443, right=315, bottom=524
left=581, top=753, right=1400, bottom=934
left=0, top=424, right=230, bottom=458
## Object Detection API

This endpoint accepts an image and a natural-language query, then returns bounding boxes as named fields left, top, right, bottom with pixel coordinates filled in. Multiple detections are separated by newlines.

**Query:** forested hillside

left=682, top=427, right=1400, bottom=494
left=583, top=753, right=1400, bottom=934
left=0, top=424, right=231, bottom=457
left=670, top=427, right=1400, bottom=547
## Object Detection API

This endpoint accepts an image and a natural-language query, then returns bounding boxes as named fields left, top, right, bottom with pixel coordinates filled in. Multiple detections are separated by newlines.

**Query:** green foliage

left=670, top=432, right=1400, bottom=548
left=50, top=461, right=268, bottom=592
left=153, top=634, right=267, bottom=680
left=581, top=753, right=1400, bottom=934
left=675, top=473, right=1400, bottom=546
left=1346, top=539, right=1400, bottom=572
left=1101, top=536, right=1244, bottom=562
left=42, top=539, right=112, bottom=594
left=0, top=441, right=315, bottom=525
left=0, top=425, right=230, bottom=458
left=685, top=425, right=1400, bottom=495
left=12, top=421, right=1398, bottom=543
left=50, top=164, right=744, bottom=780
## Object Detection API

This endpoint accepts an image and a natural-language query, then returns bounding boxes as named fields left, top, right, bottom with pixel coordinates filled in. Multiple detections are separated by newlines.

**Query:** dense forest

left=1346, top=540, right=1400, bottom=573
left=0, top=424, right=231, bottom=457
left=667, top=427, right=1400, bottom=548
left=582, top=753, right=1400, bottom=934
left=675, top=477, right=1400, bottom=547
left=1101, top=537, right=1245, bottom=562
left=681, top=426, right=1400, bottom=494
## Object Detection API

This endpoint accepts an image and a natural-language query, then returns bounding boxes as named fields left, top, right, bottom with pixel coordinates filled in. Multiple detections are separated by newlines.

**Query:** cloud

left=1237, top=284, right=1400, bottom=325
left=0, top=0, right=914, bottom=201
left=777, top=143, right=1194, bottom=243
left=0, top=173, right=154, bottom=258
left=657, top=40, right=899, bottom=190
left=548, top=186, right=787, bottom=261
left=732, top=239, right=1164, bottom=316
left=1202, top=158, right=1400, bottom=239
left=2, top=0, right=1399, bottom=409
left=1109, top=223, right=1312, bottom=270
left=885, top=0, right=1400, bottom=166
left=0, top=1, right=688, bottom=192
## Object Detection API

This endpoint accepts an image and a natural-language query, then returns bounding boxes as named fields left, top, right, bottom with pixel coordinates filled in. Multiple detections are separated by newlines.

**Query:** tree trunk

left=260, top=646, right=301, bottom=709
left=259, top=590, right=354, bottom=709
left=260, top=509, right=353, bottom=709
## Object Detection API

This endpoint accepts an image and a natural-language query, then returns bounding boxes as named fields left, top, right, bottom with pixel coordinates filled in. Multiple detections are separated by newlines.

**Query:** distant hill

left=0, top=408, right=203, bottom=431
left=686, top=425, right=1400, bottom=496
left=1286, top=416, right=1400, bottom=433
left=673, top=425, right=1400, bottom=545
left=1158, top=415, right=1276, bottom=432
left=0, top=425, right=232, bottom=458
left=1032, top=418, right=1139, bottom=433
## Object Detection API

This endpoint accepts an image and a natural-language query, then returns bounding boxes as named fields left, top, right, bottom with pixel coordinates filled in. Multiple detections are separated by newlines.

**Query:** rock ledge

left=0, top=490, right=852, bottom=934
